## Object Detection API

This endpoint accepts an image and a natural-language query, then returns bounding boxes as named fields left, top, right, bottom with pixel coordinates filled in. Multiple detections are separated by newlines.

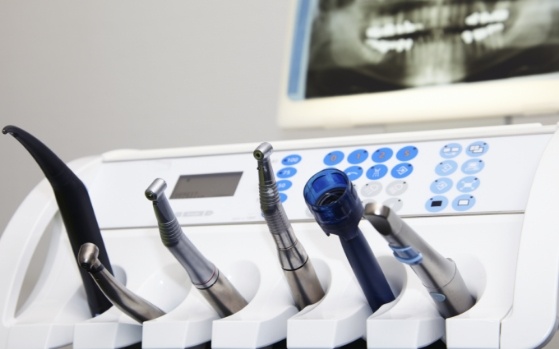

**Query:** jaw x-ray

left=304, top=0, right=559, bottom=98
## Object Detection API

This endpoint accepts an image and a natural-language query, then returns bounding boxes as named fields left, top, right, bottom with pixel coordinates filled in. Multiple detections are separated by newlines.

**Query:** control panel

left=91, top=129, right=551, bottom=229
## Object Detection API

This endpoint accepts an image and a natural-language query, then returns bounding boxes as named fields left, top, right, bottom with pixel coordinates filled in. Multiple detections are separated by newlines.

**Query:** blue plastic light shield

left=303, top=169, right=363, bottom=240
left=303, top=168, right=395, bottom=311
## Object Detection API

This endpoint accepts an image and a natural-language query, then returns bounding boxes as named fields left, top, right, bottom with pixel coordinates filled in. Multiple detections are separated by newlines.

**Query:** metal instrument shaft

left=146, top=178, right=247, bottom=317
left=78, top=243, right=165, bottom=322
left=254, top=142, right=324, bottom=309
left=364, top=203, right=475, bottom=318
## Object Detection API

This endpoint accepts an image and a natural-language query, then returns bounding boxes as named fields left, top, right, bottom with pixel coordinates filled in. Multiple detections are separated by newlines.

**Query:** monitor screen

left=278, top=0, right=559, bottom=128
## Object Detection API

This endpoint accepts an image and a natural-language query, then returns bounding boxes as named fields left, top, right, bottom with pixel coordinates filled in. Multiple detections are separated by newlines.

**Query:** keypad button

left=466, top=141, right=489, bottom=157
left=366, top=164, right=388, bottom=180
left=361, top=182, right=383, bottom=197
left=435, top=160, right=458, bottom=176
left=372, top=147, right=393, bottom=163
left=324, top=151, right=344, bottom=166
left=462, top=159, right=485, bottom=175
left=391, top=163, right=413, bottom=179
left=440, top=143, right=462, bottom=158
left=397, top=146, right=418, bottom=161
left=430, top=178, right=453, bottom=194
left=277, top=167, right=297, bottom=179
left=426, top=196, right=449, bottom=212
left=386, top=180, right=408, bottom=196
left=348, top=149, right=369, bottom=165
left=456, top=176, right=480, bottom=193
left=344, top=166, right=363, bottom=181
left=282, top=154, right=302, bottom=166
left=383, top=198, right=403, bottom=212
left=452, top=195, right=476, bottom=211
left=276, top=180, right=292, bottom=191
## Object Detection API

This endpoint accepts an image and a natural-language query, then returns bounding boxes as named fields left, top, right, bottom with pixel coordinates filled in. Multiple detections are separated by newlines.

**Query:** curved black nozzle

left=304, top=168, right=395, bottom=312
left=3, top=125, right=113, bottom=317
left=3, top=126, right=73, bottom=189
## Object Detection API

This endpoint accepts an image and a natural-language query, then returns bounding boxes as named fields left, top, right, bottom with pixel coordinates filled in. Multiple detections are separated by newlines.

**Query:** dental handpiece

left=145, top=178, right=247, bottom=317
left=78, top=243, right=166, bottom=323
left=3, top=125, right=113, bottom=316
left=254, top=143, right=325, bottom=310
left=363, top=203, right=475, bottom=318
left=304, top=168, right=395, bottom=312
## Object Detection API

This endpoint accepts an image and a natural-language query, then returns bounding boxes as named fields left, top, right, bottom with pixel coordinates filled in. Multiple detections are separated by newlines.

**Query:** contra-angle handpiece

left=364, top=202, right=475, bottom=318
left=145, top=178, right=247, bottom=317
left=3, top=125, right=113, bottom=317
left=304, top=169, right=395, bottom=312
left=78, top=243, right=166, bottom=323
left=254, top=142, right=325, bottom=310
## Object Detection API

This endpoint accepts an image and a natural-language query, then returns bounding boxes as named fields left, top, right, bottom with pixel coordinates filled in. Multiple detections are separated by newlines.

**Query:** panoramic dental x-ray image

left=306, top=0, right=559, bottom=97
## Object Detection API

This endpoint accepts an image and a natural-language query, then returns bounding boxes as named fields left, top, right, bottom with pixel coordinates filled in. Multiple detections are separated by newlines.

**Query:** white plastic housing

left=1, top=123, right=559, bottom=348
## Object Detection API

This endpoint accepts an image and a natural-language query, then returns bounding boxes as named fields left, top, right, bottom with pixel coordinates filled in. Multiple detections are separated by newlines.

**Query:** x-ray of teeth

left=304, top=0, right=559, bottom=96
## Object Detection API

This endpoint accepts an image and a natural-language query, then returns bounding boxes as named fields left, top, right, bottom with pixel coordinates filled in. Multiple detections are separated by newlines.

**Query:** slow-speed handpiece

left=364, top=202, right=475, bottom=318
left=3, top=125, right=113, bottom=316
left=145, top=178, right=247, bottom=317
left=303, top=168, right=394, bottom=312
left=78, top=243, right=165, bottom=323
left=254, top=142, right=324, bottom=309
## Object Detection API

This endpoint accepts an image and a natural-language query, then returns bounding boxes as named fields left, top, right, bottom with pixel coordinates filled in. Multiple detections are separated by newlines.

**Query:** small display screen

left=170, top=172, right=243, bottom=199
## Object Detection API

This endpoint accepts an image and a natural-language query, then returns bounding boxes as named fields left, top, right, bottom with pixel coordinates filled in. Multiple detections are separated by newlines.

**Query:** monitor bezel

left=277, top=0, right=559, bottom=129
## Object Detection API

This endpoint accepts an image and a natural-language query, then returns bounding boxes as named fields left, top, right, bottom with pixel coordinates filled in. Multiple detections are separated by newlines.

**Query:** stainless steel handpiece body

left=254, top=142, right=324, bottom=309
left=78, top=243, right=166, bottom=323
left=363, top=203, right=475, bottom=318
left=145, top=178, right=247, bottom=317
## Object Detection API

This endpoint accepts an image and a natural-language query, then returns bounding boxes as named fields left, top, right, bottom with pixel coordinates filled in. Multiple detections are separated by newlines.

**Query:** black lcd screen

left=170, top=172, right=243, bottom=199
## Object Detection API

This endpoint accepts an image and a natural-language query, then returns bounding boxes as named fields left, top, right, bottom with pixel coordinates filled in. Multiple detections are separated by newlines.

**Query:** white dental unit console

left=2, top=123, right=559, bottom=349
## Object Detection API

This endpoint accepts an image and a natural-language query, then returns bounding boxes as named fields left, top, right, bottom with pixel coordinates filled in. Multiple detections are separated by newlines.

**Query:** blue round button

left=435, top=160, right=458, bottom=176
left=279, top=193, right=288, bottom=203
left=397, top=146, right=418, bottom=161
left=426, top=196, right=448, bottom=212
left=282, top=154, right=302, bottom=166
left=430, top=178, right=453, bottom=194
left=276, top=180, right=292, bottom=191
left=344, top=166, right=363, bottom=181
left=372, top=148, right=393, bottom=163
left=324, top=151, right=344, bottom=166
left=277, top=167, right=297, bottom=179
left=440, top=143, right=462, bottom=158
left=391, top=163, right=413, bottom=179
left=367, top=164, right=388, bottom=180
left=452, top=194, right=476, bottom=211
left=462, top=159, right=485, bottom=175
left=456, top=176, right=480, bottom=193
left=466, top=141, right=489, bottom=157
left=348, top=149, right=369, bottom=164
